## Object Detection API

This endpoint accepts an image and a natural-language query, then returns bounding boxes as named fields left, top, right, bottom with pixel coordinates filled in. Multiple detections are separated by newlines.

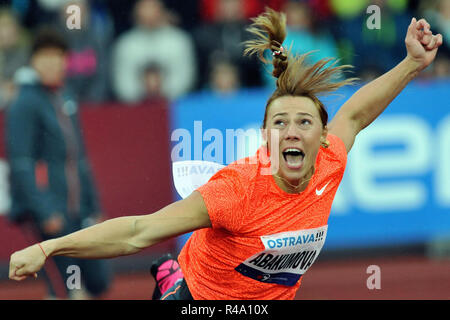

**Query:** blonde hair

left=244, top=7, right=357, bottom=129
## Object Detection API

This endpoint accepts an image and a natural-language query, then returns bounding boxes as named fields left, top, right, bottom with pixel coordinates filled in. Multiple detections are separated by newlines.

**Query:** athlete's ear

left=320, top=126, right=329, bottom=148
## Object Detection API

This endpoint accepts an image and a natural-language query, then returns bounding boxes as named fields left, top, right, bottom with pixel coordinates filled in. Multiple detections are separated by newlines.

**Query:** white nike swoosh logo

left=316, top=181, right=331, bottom=196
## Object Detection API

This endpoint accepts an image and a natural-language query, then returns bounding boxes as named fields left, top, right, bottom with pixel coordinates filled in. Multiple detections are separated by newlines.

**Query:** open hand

left=405, top=17, right=443, bottom=72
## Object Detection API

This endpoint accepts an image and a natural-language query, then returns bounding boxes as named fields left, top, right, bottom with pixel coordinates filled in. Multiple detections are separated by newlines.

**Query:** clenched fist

left=9, top=244, right=47, bottom=281
left=405, top=17, right=443, bottom=72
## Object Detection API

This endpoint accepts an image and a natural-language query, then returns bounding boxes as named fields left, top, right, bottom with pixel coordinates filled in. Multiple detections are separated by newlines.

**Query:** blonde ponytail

left=244, top=7, right=358, bottom=128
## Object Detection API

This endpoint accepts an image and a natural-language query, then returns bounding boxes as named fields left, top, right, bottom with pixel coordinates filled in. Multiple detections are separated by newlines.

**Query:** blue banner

left=170, top=79, right=450, bottom=250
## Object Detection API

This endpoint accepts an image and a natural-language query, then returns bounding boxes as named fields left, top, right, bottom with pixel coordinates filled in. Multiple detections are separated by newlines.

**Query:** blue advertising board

left=170, top=79, right=450, bottom=251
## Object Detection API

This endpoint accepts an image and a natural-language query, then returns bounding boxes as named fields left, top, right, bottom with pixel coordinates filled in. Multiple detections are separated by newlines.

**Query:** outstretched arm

left=328, top=18, right=443, bottom=153
left=9, top=191, right=211, bottom=281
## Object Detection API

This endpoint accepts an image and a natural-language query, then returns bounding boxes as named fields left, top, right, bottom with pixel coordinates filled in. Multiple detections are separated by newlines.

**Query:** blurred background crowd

left=0, top=0, right=449, bottom=110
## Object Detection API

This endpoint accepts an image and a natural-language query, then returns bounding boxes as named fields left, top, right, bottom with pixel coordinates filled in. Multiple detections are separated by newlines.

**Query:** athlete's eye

left=274, top=119, right=286, bottom=126
left=299, top=119, right=312, bottom=126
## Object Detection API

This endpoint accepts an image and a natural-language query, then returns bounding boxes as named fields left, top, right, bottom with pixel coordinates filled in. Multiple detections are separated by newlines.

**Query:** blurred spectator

left=283, top=1, right=338, bottom=59
left=0, top=0, right=31, bottom=24
left=420, top=0, right=449, bottom=44
left=105, top=0, right=192, bottom=36
left=5, top=28, right=110, bottom=299
left=0, top=0, right=68, bottom=29
left=140, top=62, right=168, bottom=104
left=432, top=52, right=450, bottom=78
left=112, top=0, right=196, bottom=103
left=199, top=0, right=285, bottom=22
left=419, top=0, right=450, bottom=78
left=162, top=0, right=201, bottom=31
left=331, top=0, right=412, bottom=80
left=192, top=0, right=262, bottom=90
left=37, top=0, right=67, bottom=17
left=208, top=57, right=240, bottom=95
left=307, top=0, right=334, bottom=21
left=0, top=8, right=29, bottom=108
left=24, top=0, right=71, bottom=27
left=104, top=0, right=137, bottom=37
left=261, top=1, right=339, bottom=87
left=328, top=0, right=368, bottom=20
left=0, top=1, right=115, bottom=103
left=55, top=0, right=114, bottom=103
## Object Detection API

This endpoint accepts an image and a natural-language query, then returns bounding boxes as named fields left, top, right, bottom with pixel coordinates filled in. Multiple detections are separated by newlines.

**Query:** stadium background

left=0, top=0, right=449, bottom=299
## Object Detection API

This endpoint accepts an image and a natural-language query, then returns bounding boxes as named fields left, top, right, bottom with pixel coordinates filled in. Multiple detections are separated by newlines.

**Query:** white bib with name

left=235, top=225, right=328, bottom=286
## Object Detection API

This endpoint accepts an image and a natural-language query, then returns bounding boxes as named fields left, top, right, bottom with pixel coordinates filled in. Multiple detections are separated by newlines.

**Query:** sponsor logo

left=316, top=181, right=331, bottom=196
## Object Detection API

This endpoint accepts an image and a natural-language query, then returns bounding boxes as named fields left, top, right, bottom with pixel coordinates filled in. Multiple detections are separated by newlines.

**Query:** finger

left=421, top=32, right=433, bottom=46
left=9, top=267, right=16, bottom=280
left=416, top=18, right=431, bottom=33
left=436, top=34, right=443, bottom=48
left=9, top=261, right=23, bottom=279
left=11, top=275, right=28, bottom=281
left=14, top=265, right=33, bottom=278
left=425, top=34, right=443, bottom=51
left=9, top=264, right=15, bottom=279
left=425, top=35, right=438, bottom=50
left=413, top=19, right=432, bottom=42
left=408, top=17, right=430, bottom=41
left=406, top=17, right=421, bottom=43
left=14, top=266, right=25, bottom=277
left=407, top=17, right=418, bottom=38
left=9, top=267, right=27, bottom=281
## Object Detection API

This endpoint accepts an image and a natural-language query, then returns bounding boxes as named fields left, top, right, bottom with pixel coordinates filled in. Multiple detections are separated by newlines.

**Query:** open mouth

left=282, top=148, right=305, bottom=169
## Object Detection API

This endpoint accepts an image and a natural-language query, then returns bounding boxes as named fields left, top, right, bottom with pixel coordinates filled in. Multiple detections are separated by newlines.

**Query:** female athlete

left=9, top=9, right=443, bottom=300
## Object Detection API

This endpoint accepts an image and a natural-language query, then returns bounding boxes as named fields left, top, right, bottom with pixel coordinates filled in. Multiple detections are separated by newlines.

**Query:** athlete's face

left=263, top=95, right=327, bottom=191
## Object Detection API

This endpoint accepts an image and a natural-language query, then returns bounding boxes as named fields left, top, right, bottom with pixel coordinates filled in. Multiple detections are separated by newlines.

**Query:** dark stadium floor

left=1, top=255, right=449, bottom=300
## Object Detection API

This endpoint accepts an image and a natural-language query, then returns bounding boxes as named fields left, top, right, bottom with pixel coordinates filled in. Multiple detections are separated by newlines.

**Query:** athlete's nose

left=284, top=122, right=301, bottom=141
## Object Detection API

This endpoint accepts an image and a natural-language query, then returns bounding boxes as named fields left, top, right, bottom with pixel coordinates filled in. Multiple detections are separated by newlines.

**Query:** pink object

left=156, top=260, right=184, bottom=295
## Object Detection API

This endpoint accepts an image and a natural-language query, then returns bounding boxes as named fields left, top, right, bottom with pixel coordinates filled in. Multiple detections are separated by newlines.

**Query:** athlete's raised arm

left=9, top=191, right=211, bottom=281
left=328, top=18, right=443, bottom=153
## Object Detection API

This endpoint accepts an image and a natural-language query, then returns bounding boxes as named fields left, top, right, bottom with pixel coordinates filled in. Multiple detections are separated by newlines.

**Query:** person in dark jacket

left=5, top=28, right=110, bottom=299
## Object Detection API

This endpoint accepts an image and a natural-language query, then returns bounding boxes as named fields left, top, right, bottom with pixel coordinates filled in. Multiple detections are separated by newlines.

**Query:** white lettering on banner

left=348, top=115, right=431, bottom=211
left=436, top=115, right=450, bottom=207
left=171, top=115, right=450, bottom=212
left=332, top=114, right=450, bottom=213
